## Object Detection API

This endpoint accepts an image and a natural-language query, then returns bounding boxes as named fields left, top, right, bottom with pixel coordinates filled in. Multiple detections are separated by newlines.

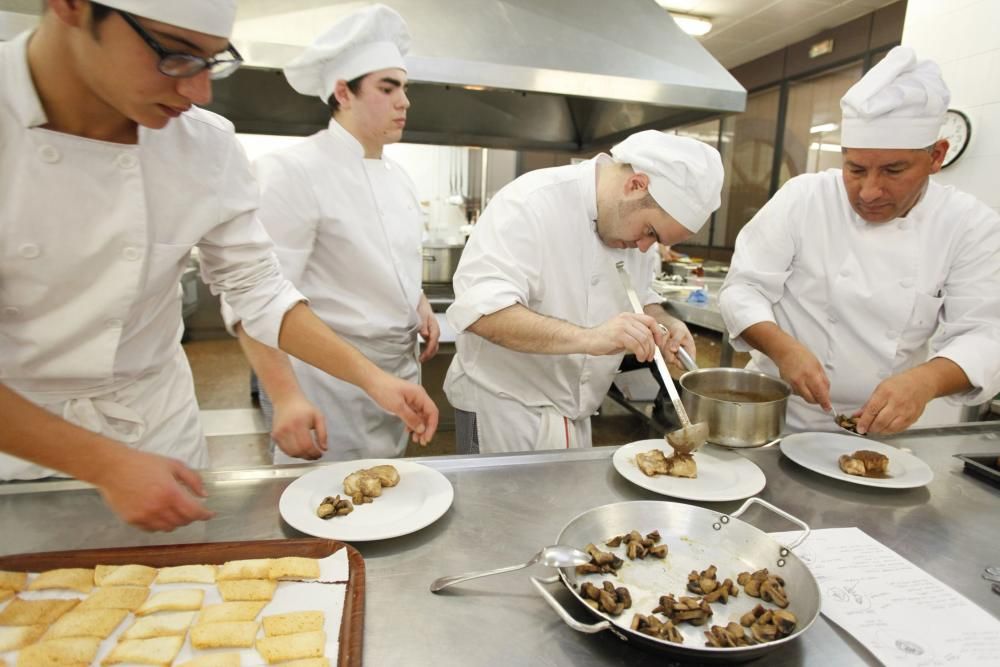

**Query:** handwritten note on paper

left=769, top=527, right=1000, bottom=667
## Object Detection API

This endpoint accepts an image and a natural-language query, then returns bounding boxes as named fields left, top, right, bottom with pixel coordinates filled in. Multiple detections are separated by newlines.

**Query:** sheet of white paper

left=770, top=527, right=1000, bottom=667
left=0, top=548, right=351, bottom=667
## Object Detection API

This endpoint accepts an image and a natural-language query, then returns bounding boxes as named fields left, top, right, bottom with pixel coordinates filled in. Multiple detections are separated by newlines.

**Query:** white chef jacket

left=720, top=169, right=1000, bottom=433
left=225, top=119, right=424, bottom=462
left=444, top=155, right=661, bottom=452
left=0, top=32, right=305, bottom=480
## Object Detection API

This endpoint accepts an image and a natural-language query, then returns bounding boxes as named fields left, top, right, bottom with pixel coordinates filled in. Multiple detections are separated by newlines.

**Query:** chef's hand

left=657, top=320, right=695, bottom=369
left=271, top=393, right=328, bottom=460
left=95, top=450, right=214, bottom=532
left=366, top=373, right=439, bottom=446
left=772, top=341, right=832, bottom=411
left=417, top=294, right=440, bottom=363
left=586, top=313, right=665, bottom=362
left=854, top=370, right=934, bottom=435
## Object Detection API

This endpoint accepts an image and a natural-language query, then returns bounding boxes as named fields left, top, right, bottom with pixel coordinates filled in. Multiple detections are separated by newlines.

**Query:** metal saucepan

left=422, top=242, right=464, bottom=284
left=676, top=350, right=790, bottom=448
left=531, top=498, right=820, bottom=663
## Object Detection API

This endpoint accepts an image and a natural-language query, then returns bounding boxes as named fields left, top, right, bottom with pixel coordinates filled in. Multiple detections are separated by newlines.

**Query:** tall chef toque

left=95, top=0, right=236, bottom=38
left=283, top=4, right=411, bottom=103
left=610, top=131, right=724, bottom=233
left=840, top=46, right=950, bottom=149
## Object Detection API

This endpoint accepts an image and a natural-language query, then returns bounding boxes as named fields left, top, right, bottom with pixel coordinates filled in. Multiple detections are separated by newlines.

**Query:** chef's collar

left=582, top=154, right=608, bottom=225
left=7, top=32, right=49, bottom=129
left=326, top=117, right=376, bottom=160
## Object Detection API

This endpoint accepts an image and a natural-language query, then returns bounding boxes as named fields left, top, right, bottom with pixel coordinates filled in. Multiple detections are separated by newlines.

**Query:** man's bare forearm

left=0, top=384, right=127, bottom=485
left=237, top=325, right=305, bottom=404
left=906, top=357, right=972, bottom=399
left=276, top=303, right=381, bottom=392
left=467, top=304, right=590, bottom=354
left=738, top=321, right=800, bottom=362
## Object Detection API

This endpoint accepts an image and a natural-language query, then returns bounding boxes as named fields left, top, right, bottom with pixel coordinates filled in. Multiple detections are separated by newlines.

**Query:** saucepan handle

left=727, top=497, right=812, bottom=550
left=530, top=576, right=623, bottom=637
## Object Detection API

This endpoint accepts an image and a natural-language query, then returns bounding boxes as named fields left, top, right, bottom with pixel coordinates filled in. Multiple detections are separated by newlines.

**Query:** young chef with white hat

left=0, top=0, right=437, bottom=531
left=225, top=4, right=440, bottom=464
left=445, top=131, right=724, bottom=453
left=720, top=46, right=1000, bottom=435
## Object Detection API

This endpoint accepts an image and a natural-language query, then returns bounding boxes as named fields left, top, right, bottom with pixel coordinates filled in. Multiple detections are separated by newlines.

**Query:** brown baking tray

left=0, top=538, right=364, bottom=667
left=954, top=452, right=1000, bottom=488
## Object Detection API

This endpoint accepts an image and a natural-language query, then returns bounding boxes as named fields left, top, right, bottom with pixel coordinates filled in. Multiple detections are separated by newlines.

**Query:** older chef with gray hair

left=0, top=0, right=437, bottom=531
left=445, top=131, right=724, bottom=453
left=720, top=46, right=1000, bottom=435
left=225, top=4, right=440, bottom=464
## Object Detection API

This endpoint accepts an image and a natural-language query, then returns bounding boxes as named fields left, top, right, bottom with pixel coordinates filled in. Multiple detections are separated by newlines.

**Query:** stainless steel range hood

left=217, top=0, right=746, bottom=151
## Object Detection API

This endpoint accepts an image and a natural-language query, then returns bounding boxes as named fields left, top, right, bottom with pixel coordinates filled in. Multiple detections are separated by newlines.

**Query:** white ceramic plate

left=279, top=459, right=454, bottom=541
left=612, top=439, right=766, bottom=501
left=779, top=432, right=934, bottom=488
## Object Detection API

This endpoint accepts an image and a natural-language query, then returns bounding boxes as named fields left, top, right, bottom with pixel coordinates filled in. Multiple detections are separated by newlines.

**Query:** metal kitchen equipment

left=616, top=261, right=708, bottom=453
left=532, top=498, right=821, bottom=662
left=430, top=545, right=591, bottom=593
left=200, top=0, right=746, bottom=152
left=676, top=350, right=791, bottom=448
left=422, top=241, right=464, bottom=284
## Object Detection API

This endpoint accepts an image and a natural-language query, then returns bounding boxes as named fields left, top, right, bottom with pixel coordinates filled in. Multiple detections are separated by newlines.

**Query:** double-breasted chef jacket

left=226, top=119, right=424, bottom=462
left=720, top=169, right=1000, bottom=433
left=444, top=155, right=661, bottom=452
left=0, top=33, right=305, bottom=480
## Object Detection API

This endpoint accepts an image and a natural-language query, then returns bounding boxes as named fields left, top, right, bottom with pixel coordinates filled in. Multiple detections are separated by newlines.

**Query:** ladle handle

left=430, top=560, right=533, bottom=593
left=615, top=262, right=693, bottom=427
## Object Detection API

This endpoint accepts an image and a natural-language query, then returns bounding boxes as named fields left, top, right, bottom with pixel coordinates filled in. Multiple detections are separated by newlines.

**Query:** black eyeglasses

left=117, top=10, right=243, bottom=80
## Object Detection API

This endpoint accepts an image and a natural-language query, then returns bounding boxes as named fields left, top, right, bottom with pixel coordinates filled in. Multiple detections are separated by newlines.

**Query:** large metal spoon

left=616, top=262, right=709, bottom=454
left=430, top=545, right=591, bottom=593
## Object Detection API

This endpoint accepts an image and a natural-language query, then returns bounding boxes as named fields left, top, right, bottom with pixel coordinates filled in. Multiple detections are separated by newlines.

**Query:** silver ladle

left=429, top=545, right=591, bottom=593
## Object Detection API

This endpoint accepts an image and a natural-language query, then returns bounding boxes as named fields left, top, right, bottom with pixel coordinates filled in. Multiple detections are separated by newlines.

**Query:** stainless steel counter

left=2, top=424, right=999, bottom=665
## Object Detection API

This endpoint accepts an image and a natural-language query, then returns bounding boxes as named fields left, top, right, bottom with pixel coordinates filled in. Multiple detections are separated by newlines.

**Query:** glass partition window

left=716, top=87, right=781, bottom=248
left=779, top=62, right=864, bottom=187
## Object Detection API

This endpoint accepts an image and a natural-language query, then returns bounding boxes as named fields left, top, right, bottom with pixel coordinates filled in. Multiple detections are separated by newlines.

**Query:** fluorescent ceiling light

left=810, top=142, right=842, bottom=153
left=810, top=122, right=839, bottom=134
left=659, top=6, right=713, bottom=37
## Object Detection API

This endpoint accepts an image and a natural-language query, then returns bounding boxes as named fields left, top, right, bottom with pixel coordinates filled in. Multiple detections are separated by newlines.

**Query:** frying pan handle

left=530, top=576, right=622, bottom=637
left=728, top=497, right=812, bottom=550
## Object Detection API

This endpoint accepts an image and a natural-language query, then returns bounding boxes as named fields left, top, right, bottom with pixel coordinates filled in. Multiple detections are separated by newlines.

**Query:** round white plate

left=279, top=459, right=454, bottom=541
left=779, top=432, right=933, bottom=488
left=612, top=439, right=766, bottom=501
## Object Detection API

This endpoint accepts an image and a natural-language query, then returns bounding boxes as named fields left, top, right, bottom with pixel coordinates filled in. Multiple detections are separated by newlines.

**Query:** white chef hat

left=610, top=131, right=723, bottom=233
left=95, top=0, right=236, bottom=38
left=283, top=4, right=410, bottom=103
left=840, top=46, right=950, bottom=149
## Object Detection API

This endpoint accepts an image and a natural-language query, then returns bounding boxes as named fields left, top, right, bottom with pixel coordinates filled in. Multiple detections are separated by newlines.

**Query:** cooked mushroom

left=772, top=609, right=798, bottom=637
left=652, top=594, right=713, bottom=626
left=315, top=495, right=354, bottom=520
left=580, top=580, right=631, bottom=616
left=602, top=529, right=668, bottom=562
left=704, top=622, right=755, bottom=648
left=631, top=614, right=684, bottom=644
left=738, top=568, right=788, bottom=607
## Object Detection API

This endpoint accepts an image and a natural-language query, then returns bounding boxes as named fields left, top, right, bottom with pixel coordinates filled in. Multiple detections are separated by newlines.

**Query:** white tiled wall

left=903, top=0, right=1000, bottom=216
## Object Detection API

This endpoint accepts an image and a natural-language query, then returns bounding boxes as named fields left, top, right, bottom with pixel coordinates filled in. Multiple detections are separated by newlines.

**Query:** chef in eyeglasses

left=720, top=47, right=1000, bottom=435
left=0, top=0, right=437, bottom=531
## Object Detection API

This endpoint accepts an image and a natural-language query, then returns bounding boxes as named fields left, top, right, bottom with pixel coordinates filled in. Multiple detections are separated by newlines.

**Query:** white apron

left=0, top=348, right=206, bottom=479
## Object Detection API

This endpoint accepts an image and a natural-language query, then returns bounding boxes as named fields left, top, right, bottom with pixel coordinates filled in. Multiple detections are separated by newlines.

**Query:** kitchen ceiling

left=0, top=0, right=902, bottom=70
left=660, top=0, right=902, bottom=69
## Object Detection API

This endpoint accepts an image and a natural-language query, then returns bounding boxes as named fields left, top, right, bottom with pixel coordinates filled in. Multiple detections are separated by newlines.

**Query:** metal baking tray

left=954, top=452, right=1000, bottom=488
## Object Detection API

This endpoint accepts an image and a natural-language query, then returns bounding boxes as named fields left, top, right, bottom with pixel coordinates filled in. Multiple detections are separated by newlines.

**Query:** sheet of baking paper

left=769, top=527, right=1000, bottom=667
left=0, top=548, right=351, bottom=666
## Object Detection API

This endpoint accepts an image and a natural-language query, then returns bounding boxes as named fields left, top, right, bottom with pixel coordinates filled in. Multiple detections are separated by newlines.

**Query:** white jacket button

left=122, top=246, right=142, bottom=261
left=18, top=243, right=41, bottom=259
left=2, top=306, right=21, bottom=319
left=37, top=145, right=60, bottom=163
left=116, top=153, right=138, bottom=169
left=827, top=314, right=837, bottom=324
left=590, top=275, right=600, bottom=286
